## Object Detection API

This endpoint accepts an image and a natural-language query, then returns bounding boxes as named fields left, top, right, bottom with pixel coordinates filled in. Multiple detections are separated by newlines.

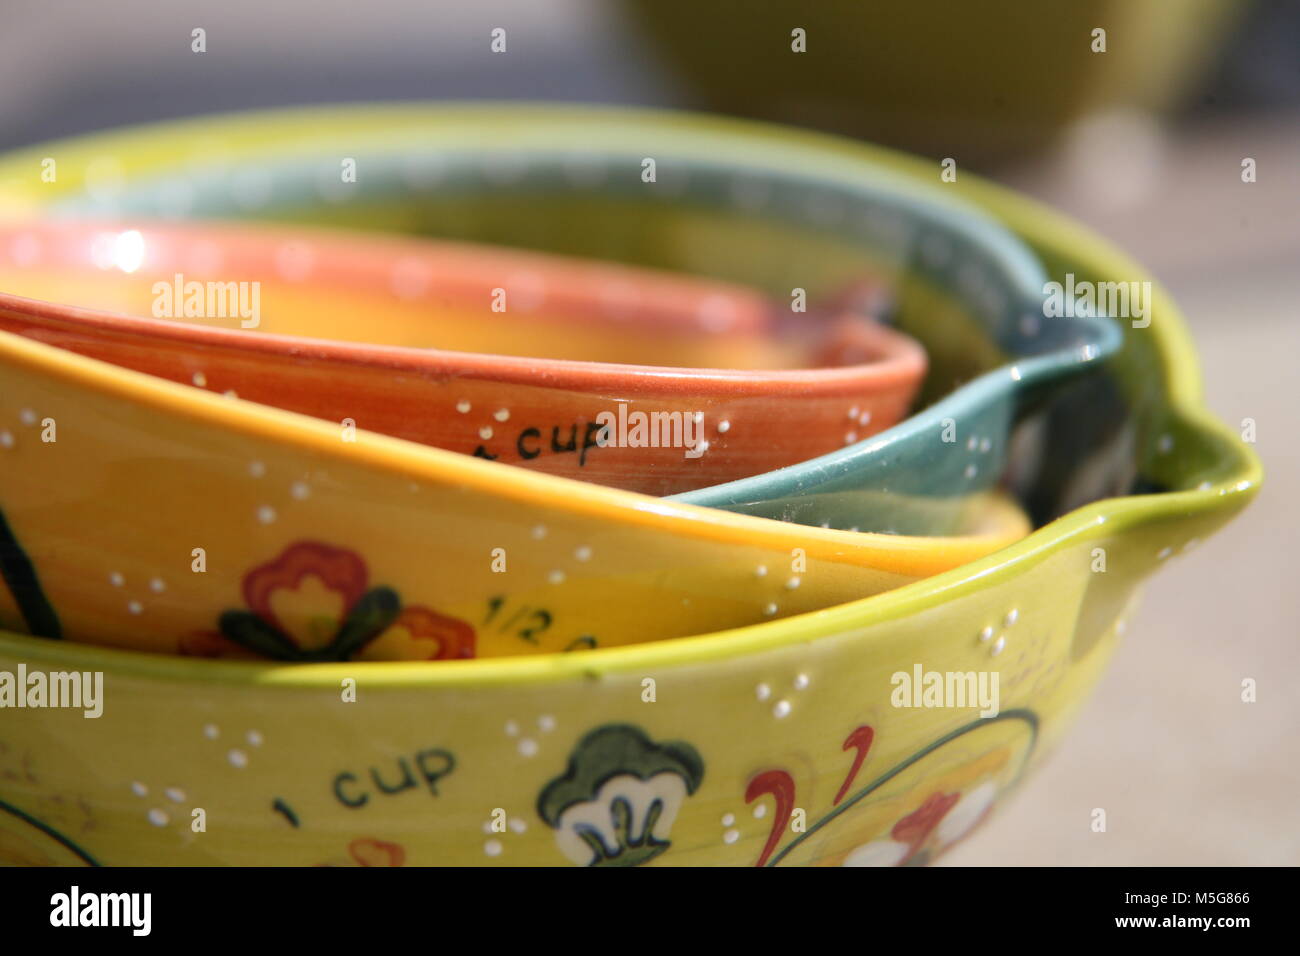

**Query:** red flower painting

left=188, top=540, right=475, bottom=662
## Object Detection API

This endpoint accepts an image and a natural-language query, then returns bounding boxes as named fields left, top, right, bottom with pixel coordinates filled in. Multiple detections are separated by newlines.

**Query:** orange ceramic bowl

left=0, top=221, right=925, bottom=495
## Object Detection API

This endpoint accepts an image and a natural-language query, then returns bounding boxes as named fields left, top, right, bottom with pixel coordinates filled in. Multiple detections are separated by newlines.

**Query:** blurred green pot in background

left=625, top=0, right=1245, bottom=166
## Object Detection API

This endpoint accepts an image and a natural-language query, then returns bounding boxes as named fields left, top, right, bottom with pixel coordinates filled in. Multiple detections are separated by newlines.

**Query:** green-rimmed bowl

left=0, top=109, right=1258, bottom=867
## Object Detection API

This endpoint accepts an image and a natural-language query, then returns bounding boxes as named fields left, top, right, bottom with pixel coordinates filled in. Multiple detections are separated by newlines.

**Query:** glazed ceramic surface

left=0, top=104, right=1119, bottom=535
left=0, top=158, right=1257, bottom=865
left=0, top=221, right=925, bottom=496
left=0, top=324, right=1026, bottom=662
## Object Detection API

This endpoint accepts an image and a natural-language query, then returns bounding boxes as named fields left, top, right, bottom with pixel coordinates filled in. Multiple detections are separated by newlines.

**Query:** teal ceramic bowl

left=0, top=105, right=1119, bottom=535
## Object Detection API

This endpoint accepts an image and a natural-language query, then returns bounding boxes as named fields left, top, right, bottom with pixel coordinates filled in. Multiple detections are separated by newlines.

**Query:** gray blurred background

left=1, top=0, right=1296, bottom=865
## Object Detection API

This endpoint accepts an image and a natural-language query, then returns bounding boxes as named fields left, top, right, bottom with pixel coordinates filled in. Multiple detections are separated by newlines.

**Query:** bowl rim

left=0, top=220, right=929, bottom=394
left=0, top=102, right=1262, bottom=688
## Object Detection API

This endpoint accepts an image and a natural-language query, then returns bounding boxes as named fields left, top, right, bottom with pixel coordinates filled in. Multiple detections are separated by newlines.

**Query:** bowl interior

left=1, top=221, right=900, bottom=373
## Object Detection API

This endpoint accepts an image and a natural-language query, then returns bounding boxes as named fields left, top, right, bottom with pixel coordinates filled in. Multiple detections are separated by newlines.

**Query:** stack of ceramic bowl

left=0, top=106, right=1258, bottom=867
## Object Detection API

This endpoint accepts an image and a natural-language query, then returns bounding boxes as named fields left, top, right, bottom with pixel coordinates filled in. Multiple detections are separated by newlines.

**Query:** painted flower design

left=315, top=838, right=406, bottom=867
left=538, top=724, right=704, bottom=867
left=208, top=541, right=474, bottom=661
left=744, top=714, right=1034, bottom=866
left=355, top=606, right=475, bottom=662
left=841, top=780, right=998, bottom=867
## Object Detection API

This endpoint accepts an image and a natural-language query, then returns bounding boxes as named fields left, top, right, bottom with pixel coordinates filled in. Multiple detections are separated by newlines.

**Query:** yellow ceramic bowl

left=0, top=118, right=1258, bottom=866
left=0, top=325, right=1025, bottom=662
